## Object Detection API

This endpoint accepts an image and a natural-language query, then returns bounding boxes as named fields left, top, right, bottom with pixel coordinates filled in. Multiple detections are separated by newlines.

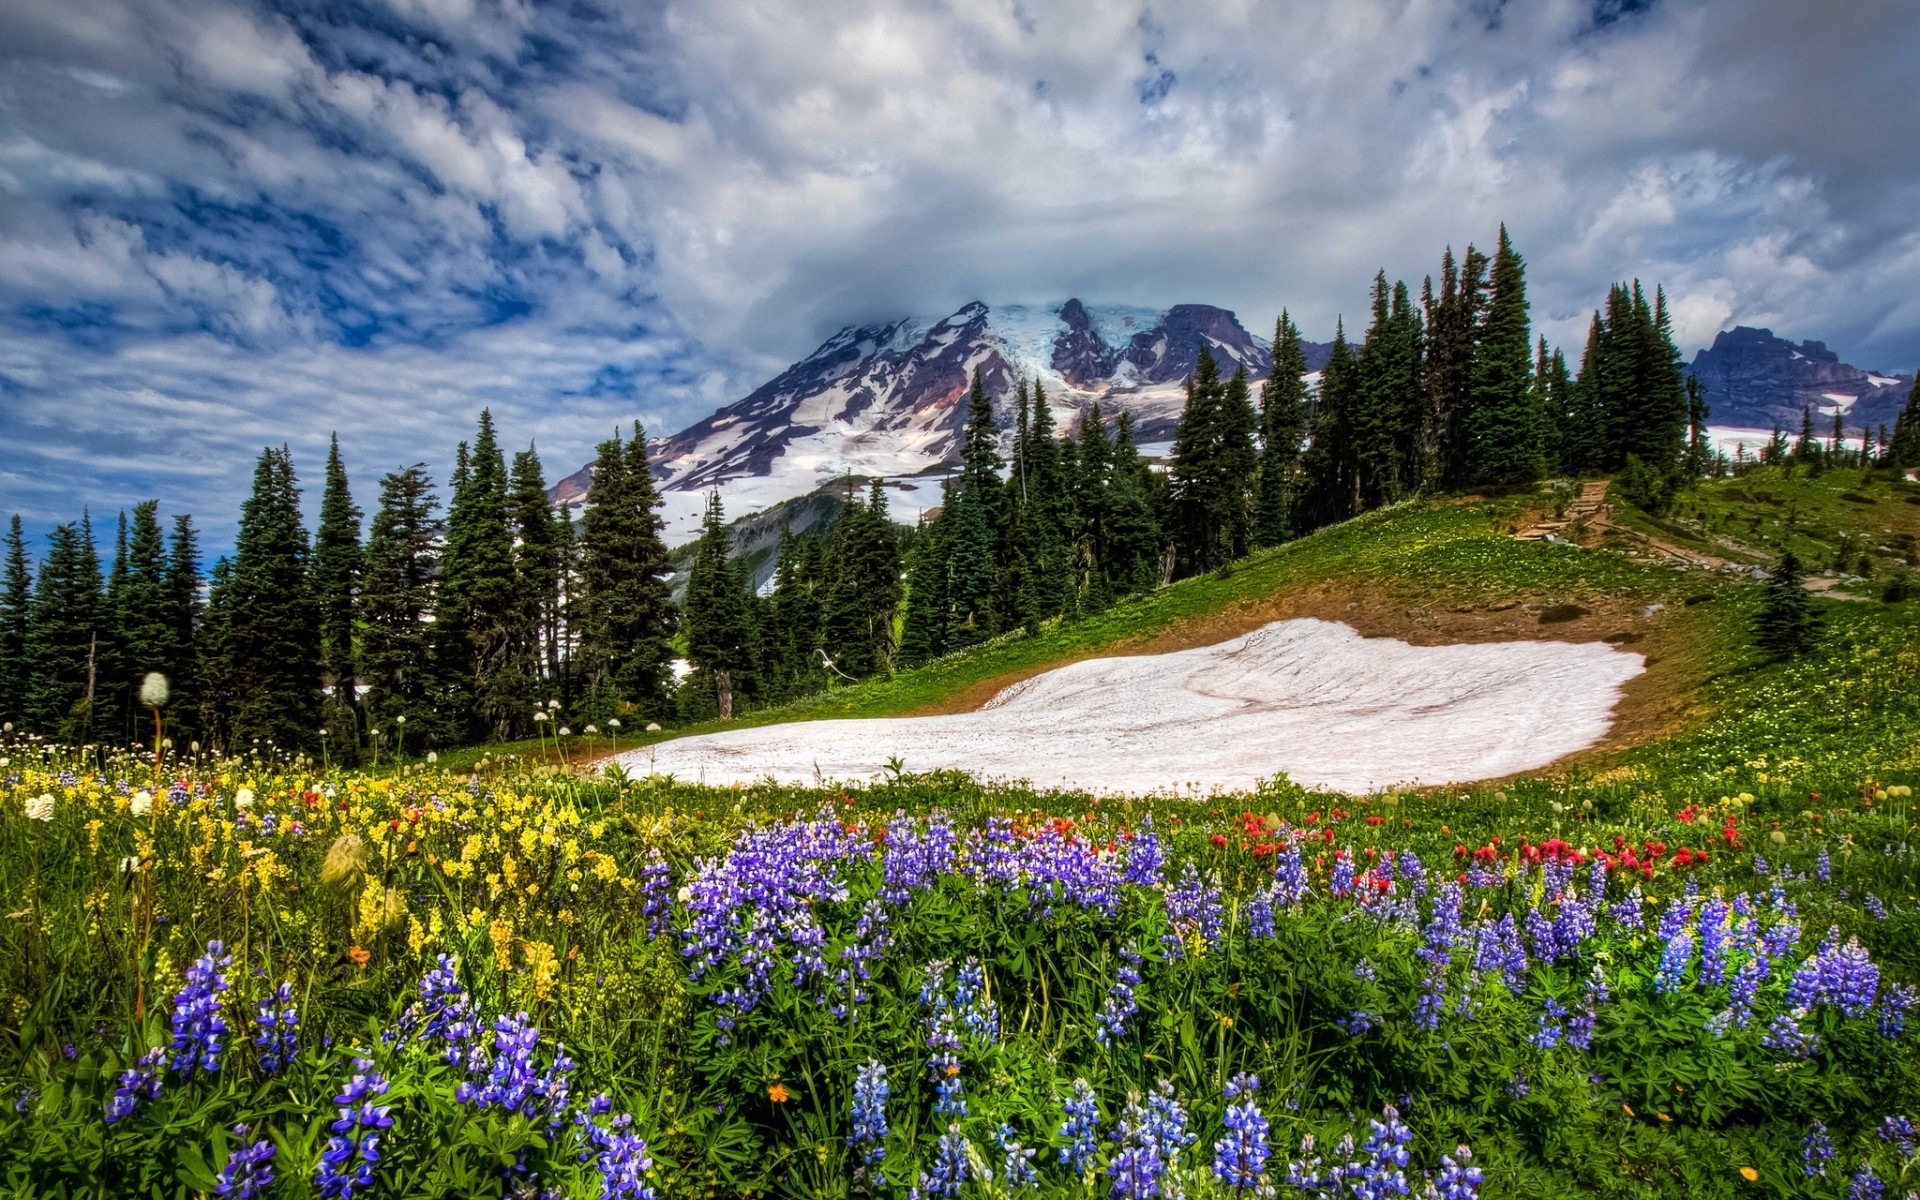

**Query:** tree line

left=8, top=223, right=1919, bottom=747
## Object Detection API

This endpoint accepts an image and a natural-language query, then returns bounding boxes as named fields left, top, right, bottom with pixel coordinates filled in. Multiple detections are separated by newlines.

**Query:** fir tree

left=224, top=447, right=321, bottom=754
left=1019, top=382, right=1074, bottom=626
left=1255, top=311, right=1309, bottom=546
left=0, top=516, right=30, bottom=725
left=1353, top=273, right=1423, bottom=507
left=312, top=434, right=363, bottom=716
left=163, top=514, right=202, bottom=744
left=23, top=518, right=107, bottom=738
left=359, top=464, right=443, bottom=741
left=682, top=491, right=758, bottom=719
left=1298, top=322, right=1357, bottom=531
left=578, top=425, right=675, bottom=720
left=1105, top=413, right=1165, bottom=592
left=1792, top=404, right=1820, bottom=471
left=507, top=444, right=560, bottom=730
left=821, top=479, right=903, bottom=677
left=100, top=511, right=131, bottom=738
left=1167, top=350, right=1258, bottom=574
left=1754, top=551, right=1820, bottom=657
left=117, top=501, right=173, bottom=713
left=942, top=482, right=997, bottom=649
left=1684, top=376, right=1714, bottom=479
left=1463, top=225, right=1541, bottom=487
left=897, top=503, right=950, bottom=669
left=438, top=410, right=519, bottom=738
left=1891, top=377, right=1920, bottom=469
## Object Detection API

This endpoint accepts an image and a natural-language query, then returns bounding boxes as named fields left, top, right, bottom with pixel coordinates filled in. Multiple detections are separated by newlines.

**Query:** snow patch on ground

left=1868, top=375, right=1904, bottom=388
left=617, top=619, right=1644, bottom=795
left=1707, top=425, right=1868, bottom=462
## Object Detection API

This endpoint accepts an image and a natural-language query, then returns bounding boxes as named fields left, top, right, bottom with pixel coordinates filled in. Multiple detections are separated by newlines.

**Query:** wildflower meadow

left=1, top=731, right=1915, bottom=1198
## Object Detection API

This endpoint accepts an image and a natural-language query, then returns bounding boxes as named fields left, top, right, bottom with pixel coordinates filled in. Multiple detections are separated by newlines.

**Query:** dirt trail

left=1516, top=479, right=1609, bottom=542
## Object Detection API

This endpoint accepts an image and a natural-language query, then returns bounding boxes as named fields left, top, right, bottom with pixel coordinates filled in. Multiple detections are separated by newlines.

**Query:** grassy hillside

left=446, top=482, right=1920, bottom=802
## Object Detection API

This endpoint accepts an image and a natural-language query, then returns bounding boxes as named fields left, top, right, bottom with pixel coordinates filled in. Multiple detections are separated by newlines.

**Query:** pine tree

left=1891, top=377, right=1920, bottom=469
left=767, top=522, right=831, bottom=691
left=820, top=479, right=903, bottom=677
left=23, top=518, right=107, bottom=738
left=0, top=516, right=30, bottom=725
left=960, top=369, right=1005, bottom=506
left=1754, top=551, right=1820, bottom=657
left=1255, top=312, right=1309, bottom=546
left=1684, top=376, right=1714, bottom=479
left=118, top=501, right=173, bottom=712
left=163, top=514, right=202, bottom=745
left=100, top=510, right=132, bottom=739
left=578, top=425, right=675, bottom=721
left=897, top=503, right=950, bottom=669
left=359, top=464, right=443, bottom=741
left=552, top=503, right=582, bottom=711
left=1463, top=225, right=1541, bottom=487
left=942, top=483, right=997, bottom=650
left=225, top=447, right=321, bottom=754
left=507, top=444, right=560, bottom=732
left=1167, top=350, right=1258, bottom=574
left=1792, top=404, right=1820, bottom=470
left=1298, top=322, right=1356, bottom=531
left=1105, top=412, right=1165, bottom=592
left=312, top=434, right=363, bottom=717
left=438, top=410, right=519, bottom=738
left=1020, top=382, right=1074, bottom=625
left=682, top=491, right=758, bottom=719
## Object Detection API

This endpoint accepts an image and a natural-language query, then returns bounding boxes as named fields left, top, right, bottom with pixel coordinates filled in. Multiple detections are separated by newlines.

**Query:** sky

left=2, top=0, right=1917, bottom=555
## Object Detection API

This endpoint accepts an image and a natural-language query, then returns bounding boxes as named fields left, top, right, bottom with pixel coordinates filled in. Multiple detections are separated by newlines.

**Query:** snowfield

left=615, top=619, right=1645, bottom=795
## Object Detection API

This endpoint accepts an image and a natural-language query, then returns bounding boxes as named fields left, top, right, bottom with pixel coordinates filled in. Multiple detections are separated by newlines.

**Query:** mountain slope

left=554, top=300, right=1330, bottom=544
left=1688, top=326, right=1913, bottom=431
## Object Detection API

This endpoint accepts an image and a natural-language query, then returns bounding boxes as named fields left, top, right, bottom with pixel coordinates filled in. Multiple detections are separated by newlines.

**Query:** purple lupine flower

left=639, top=848, right=673, bottom=939
left=1059, top=1079, right=1101, bottom=1174
left=1359, top=1106, right=1415, bottom=1195
left=997, top=1124, right=1038, bottom=1190
left=1095, top=945, right=1143, bottom=1047
left=316, top=1059, right=392, bottom=1199
left=215, top=1125, right=276, bottom=1198
left=169, top=940, right=232, bottom=1077
left=105, top=1047, right=167, bottom=1125
left=1107, top=1145, right=1165, bottom=1200
left=1353, top=959, right=1377, bottom=982
left=577, top=1110, right=658, bottom=1200
left=1609, top=886, right=1645, bottom=931
left=409, top=955, right=475, bottom=1065
left=1429, top=1145, right=1484, bottom=1200
left=1212, top=1074, right=1270, bottom=1192
left=1163, top=863, right=1224, bottom=959
left=1863, top=893, right=1889, bottom=921
left=1245, top=889, right=1275, bottom=939
left=1330, top=852, right=1357, bottom=899
left=1697, top=896, right=1731, bottom=986
left=1815, top=848, right=1831, bottom=883
left=1879, top=983, right=1915, bottom=1040
left=1271, top=837, right=1310, bottom=908
left=1761, top=1013, right=1820, bottom=1059
left=1877, top=1114, right=1916, bottom=1156
left=1803, top=1122, right=1834, bottom=1176
left=881, top=810, right=958, bottom=905
left=1654, top=929, right=1692, bottom=995
left=1532, top=999, right=1568, bottom=1050
left=1472, top=914, right=1529, bottom=995
left=848, top=1060, right=888, bottom=1186
left=916, top=1123, right=969, bottom=1199
left=1846, top=1163, right=1884, bottom=1200
left=254, top=982, right=298, bottom=1074
left=1124, top=815, right=1163, bottom=887
left=1789, top=937, right=1881, bottom=1017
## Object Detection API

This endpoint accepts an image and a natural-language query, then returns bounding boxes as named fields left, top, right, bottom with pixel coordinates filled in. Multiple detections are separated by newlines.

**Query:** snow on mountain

left=1688, top=327, right=1913, bottom=431
left=555, top=300, right=1331, bottom=545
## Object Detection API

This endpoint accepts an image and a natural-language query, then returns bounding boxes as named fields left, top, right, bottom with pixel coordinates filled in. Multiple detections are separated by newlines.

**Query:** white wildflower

left=138, top=672, right=170, bottom=708
left=25, top=793, right=54, bottom=821
left=130, top=790, right=154, bottom=817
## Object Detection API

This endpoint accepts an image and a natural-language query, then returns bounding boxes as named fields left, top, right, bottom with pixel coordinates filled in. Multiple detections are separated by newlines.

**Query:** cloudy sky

left=2, top=0, right=1916, bottom=553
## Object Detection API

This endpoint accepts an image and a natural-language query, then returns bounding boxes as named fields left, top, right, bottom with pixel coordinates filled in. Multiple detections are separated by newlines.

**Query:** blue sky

left=1, top=0, right=1916, bottom=556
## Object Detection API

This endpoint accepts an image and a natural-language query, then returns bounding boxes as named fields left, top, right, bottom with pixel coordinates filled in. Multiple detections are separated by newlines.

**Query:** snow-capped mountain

left=555, top=300, right=1331, bottom=545
left=1689, top=327, right=1913, bottom=432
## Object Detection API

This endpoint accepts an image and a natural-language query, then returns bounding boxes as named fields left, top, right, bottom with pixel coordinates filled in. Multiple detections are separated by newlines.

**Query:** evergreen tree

left=0, top=516, right=30, bottom=725
left=163, top=514, right=202, bottom=745
left=196, top=557, right=236, bottom=748
left=1019, top=382, right=1074, bottom=626
left=1754, top=551, right=1820, bottom=657
left=821, top=479, right=903, bottom=677
left=1298, top=322, right=1357, bottom=531
left=1830, top=409, right=1848, bottom=464
left=1463, top=225, right=1541, bottom=487
left=960, top=369, right=1005, bottom=506
left=312, top=434, right=363, bottom=716
left=1167, top=350, right=1258, bottom=574
left=117, top=501, right=173, bottom=713
left=767, top=523, right=831, bottom=691
left=682, top=491, right=757, bottom=718
left=438, top=410, right=519, bottom=738
left=1353, top=273, right=1424, bottom=507
left=100, top=511, right=132, bottom=738
left=1792, top=404, right=1820, bottom=470
left=1634, top=286, right=1690, bottom=472
left=1105, top=413, right=1166, bottom=591
left=942, top=483, right=997, bottom=649
left=23, top=518, right=107, bottom=738
left=577, top=425, right=675, bottom=720
left=359, top=464, right=444, bottom=743
left=1684, top=376, right=1715, bottom=479
left=1255, top=311, right=1309, bottom=546
left=224, top=447, right=321, bottom=754
left=897, top=504, right=950, bottom=669
left=507, top=444, right=560, bottom=730
left=552, top=503, right=582, bottom=711
left=1891, top=377, right=1920, bottom=469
